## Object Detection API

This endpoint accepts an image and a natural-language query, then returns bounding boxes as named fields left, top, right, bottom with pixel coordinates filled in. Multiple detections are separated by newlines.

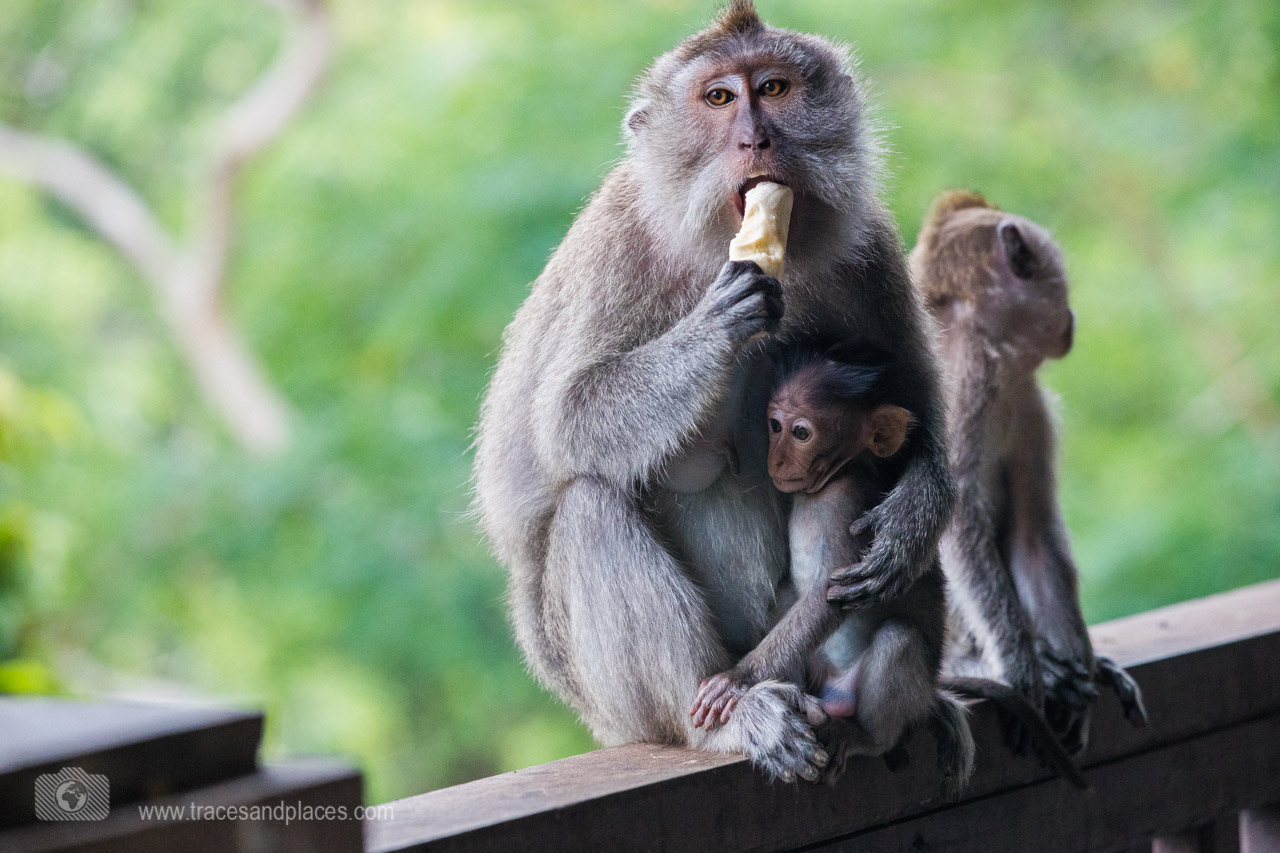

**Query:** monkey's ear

left=624, top=101, right=650, bottom=141
left=866, top=405, right=912, bottom=458
left=998, top=219, right=1037, bottom=279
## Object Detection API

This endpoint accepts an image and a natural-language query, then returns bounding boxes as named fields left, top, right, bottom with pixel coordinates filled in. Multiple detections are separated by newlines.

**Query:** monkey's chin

left=769, top=477, right=809, bottom=494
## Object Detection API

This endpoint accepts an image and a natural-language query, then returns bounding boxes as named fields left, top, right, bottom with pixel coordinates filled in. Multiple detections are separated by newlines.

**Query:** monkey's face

left=765, top=379, right=911, bottom=493
left=626, top=15, right=874, bottom=246
left=767, top=400, right=832, bottom=494
left=767, top=398, right=912, bottom=494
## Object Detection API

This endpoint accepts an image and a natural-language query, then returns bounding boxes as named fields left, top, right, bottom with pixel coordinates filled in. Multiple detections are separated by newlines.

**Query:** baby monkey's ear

left=866, top=404, right=913, bottom=458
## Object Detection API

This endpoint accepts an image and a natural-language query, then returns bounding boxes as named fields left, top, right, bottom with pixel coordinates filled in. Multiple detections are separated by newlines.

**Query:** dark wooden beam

left=1, top=759, right=362, bottom=853
left=366, top=578, right=1280, bottom=853
left=0, top=699, right=261, bottom=827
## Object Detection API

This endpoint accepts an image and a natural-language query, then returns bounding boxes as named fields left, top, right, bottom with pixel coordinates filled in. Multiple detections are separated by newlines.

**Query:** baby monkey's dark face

left=766, top=371, right=911, bottom=495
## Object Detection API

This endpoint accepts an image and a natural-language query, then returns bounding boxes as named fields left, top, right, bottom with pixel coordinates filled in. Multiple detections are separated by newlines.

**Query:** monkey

left=689, top=344, right=1086, bottom=796
left=688, top=343, right=974, bottom=798
left=472, top=0, right=956, bottom=785
left=910, top=190, right=1148, bottom=757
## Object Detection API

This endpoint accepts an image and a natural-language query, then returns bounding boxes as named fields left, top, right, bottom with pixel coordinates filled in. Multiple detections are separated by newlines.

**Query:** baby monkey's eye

left=792, top=425, right=811, bottom=442
left=769, top=418, right=782, bottom=434
left=705, top=87, right=736, bottom=107
left=759, top=78, right=788, bottom=97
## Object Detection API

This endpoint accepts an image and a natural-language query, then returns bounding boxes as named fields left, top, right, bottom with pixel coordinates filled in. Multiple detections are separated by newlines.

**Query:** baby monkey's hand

left=690, top=670, right=753, bottom=730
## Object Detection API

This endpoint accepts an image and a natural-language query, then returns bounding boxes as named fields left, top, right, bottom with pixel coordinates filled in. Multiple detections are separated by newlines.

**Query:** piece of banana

left=729, top=181, right=793, bottom=279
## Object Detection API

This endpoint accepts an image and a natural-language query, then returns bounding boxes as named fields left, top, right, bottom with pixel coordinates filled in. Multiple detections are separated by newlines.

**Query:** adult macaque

left=911, top=191, right=1147, bottom=755
left=473, top=1, right=955, bottom=783
left=691, top=345, right=1086, bottom=795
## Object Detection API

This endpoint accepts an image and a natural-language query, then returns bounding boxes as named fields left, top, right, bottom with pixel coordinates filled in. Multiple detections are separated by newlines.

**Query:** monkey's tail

left=927, top=690, right=975, bottom=802
left=944, top=676, right=1089, bottom=790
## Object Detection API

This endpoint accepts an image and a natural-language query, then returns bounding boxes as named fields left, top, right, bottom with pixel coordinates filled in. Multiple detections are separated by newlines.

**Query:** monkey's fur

left=690, top=345, right=1087, bottom=795
left=689, top=345, right=975, bottom=798
left=474, top=2, right=955, bottom=783
left=911, top=191, right=1147, bottom=756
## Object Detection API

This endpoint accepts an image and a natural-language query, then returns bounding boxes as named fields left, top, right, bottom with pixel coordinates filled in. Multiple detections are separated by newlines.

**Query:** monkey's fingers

left=702, top=694, right=737, bottom=730
left=826, top=569, right=890, bottom=608
left=1096, top=656, right=1149, bottom=727
left=691, top=675, right=739, bottom=728
left=848, top=509, right=878, bottom=539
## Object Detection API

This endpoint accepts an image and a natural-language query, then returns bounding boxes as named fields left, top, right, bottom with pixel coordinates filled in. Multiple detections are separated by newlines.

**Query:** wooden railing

left=366, top=578, right=1280, bottom=853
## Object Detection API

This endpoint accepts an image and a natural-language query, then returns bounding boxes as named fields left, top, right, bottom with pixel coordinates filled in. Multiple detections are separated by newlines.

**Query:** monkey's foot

left=731, top=681, right=829, bottom=784
left=1037, top=643, right=1098, bottom=756
left=690, top=671, right=751, bottom=730
left=813, top=715, right=887, bottom=785
left=1096, top=656, right=1148, bottom=727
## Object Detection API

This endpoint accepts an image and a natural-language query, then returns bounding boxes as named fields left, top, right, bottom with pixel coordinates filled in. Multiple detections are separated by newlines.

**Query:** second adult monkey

left=911, top=191, right=1147, bottom=755
left=473, top=1, right=955, bottom=783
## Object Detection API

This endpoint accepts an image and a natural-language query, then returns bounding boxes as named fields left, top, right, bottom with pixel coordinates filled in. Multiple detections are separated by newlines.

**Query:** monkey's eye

left=792, top=425, right=811, bottom=442
left=705, top=87, right=736, bottom=107
left=758, top=78, right=788, bottom=98
left=769, top=418, right=782, bottom=434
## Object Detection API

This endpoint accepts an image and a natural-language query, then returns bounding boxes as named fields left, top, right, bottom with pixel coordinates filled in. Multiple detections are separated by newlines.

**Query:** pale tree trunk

left=0, top=0, right=333, bottom=453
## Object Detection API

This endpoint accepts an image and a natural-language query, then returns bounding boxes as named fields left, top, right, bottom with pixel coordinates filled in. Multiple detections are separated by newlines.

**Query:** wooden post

left=1153, top=819, right=1240, bottom=853
left=1241, top=804, right=1280, bottom=853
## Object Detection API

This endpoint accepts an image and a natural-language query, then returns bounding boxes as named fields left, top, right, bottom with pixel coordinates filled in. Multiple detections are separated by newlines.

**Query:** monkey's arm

left=935, top=349, right=1047, bottom=726
left=691, top=580, right=841, bottom=729
left=1006, top=383, right=1145, bottom=750
left=826, top=237, right=957, bottom=606
left=536, top=260, right=781, bottom=486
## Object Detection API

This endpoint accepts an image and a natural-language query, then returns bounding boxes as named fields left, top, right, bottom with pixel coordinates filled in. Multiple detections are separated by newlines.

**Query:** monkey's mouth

left=769, top=476, right=808, bottom=494
left=734, top=175, right=787, bottom=220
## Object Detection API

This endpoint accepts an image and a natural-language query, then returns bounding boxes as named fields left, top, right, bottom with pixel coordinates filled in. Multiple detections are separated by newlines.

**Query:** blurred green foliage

left=0, top=0, right=1276, bottom=803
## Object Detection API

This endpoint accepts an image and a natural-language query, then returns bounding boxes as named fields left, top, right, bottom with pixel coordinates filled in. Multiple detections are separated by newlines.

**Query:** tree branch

left=0, top=124, right=180, bottom=287
left=196, top=0, right=334, bottom=302
left=0, top=0, right=334, bottom=454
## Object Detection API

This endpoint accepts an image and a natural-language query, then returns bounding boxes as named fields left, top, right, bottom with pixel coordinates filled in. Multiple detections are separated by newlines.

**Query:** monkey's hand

left=695, top=260, right=784, bottom=346
left=1036, top=639, right=1098, bottom=756
left=825, top=558, right=911, bottom=609
left=1096, top=655, right=1149, bottom=728
left=690, top=670, right=753, bottom=730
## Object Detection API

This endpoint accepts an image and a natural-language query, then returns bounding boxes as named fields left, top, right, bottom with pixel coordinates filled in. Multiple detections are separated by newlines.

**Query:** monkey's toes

left=1097, top=656, right=1148, bottom=727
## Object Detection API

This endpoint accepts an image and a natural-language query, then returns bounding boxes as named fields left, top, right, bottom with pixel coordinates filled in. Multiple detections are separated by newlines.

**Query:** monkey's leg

left=545, top=476, right=828, bottom=781
left=938, top=353, right=1046, bottom=749
left=692, top=583, right=840, bottom=730
left=820, top=618, right=937, bottom=783
left=1005, top=381, right=1103, bottom=754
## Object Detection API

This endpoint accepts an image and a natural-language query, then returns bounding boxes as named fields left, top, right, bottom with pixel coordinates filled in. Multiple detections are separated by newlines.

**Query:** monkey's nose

left=739, top=134, right=770, bottom=151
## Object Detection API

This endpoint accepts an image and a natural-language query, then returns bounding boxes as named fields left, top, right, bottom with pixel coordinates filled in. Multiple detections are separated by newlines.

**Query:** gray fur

left=473, top=5, right=954, bottom=781
left=911, top=193, right=1145, bottom=755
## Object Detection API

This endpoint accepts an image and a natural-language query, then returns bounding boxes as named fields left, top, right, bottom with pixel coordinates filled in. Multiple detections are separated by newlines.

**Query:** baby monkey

left=691, top=343, right=976, bottom=797
left=690, top=344, right=1086, bottom=796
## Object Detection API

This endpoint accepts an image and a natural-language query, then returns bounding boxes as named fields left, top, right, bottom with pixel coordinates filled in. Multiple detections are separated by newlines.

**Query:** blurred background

left=0, top=0, right=1276, bottom=805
